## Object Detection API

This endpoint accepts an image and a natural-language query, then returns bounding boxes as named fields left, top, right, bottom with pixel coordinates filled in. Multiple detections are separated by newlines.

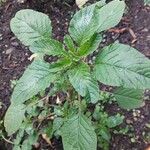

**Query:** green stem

left=78, top=94, right=82, bottom=113
left=2, top=135, right=14, bottom=145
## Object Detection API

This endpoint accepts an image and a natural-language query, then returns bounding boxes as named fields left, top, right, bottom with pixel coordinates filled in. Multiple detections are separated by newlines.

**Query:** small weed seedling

left=4, top=0, right=150, bottom=149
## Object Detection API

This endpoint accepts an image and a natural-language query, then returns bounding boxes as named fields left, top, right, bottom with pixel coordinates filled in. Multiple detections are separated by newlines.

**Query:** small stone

left=145, top=123, right=150, bottom=128
left=102, top=38, right=106, bottom=43
left=92, top=56, right=96, bottom=61
left=142, top=28, right=148, bottom=32
left=88, top=60, right=92, bottom=64
left=103, top=34, right=107, bottom=38
left=0, top=34, right=2, bottom=40
left=34, top=142, right=40, bottom=148
left=131, top=138, right=136, bottom=143
left=133, top=112, right=137, bottom=117
left=137, top=110, right=140, bottom=114
left=133, top=117, right=137, bottom=121
left=5, top=48, right=14, bottom=54
left=10, top=37, right=17, bottom=41
left=17, top=0, right=26, bottom=3
left=126, top=119, right=133, bottom=124
left=11, top=42, right=19, bottom=47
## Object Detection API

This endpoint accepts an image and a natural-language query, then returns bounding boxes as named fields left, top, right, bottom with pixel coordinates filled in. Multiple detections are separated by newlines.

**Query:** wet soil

left=0, top=0, right=150, bottom=150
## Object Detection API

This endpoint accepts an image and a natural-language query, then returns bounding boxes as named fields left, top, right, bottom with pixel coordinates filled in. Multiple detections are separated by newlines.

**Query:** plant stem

left=2, top=135, right=14, bottom=145
left=78, top=94, right=82, bottom=113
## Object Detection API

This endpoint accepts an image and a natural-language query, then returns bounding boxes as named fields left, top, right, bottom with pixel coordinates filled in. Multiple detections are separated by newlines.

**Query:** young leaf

left=69, top=1, right=106, bottom=45
left=29, top=38, right=65, bottom=56
left=10, top=9, right=52, bottom=46
left=94, top=43, right=150, bottom=89
left=106, top=114, right=124, bottom=128
left=64, top=35, right=76, bottom=53
left=113, top=88, right=144, bottom=109
left=76, top=33, right=102, bottom=57
left=68, top=63, right=99, bottom=103
left=61, top=114, right=97, bottom=150
left=97, top=0, right=125, bottom=32
left=11, top=60, right=57, bottom=105
left=4, top=104, right=26, bottom=135
left=69, top=0, right=125, bottom=45
left=48, top=58, right=72, bottom=73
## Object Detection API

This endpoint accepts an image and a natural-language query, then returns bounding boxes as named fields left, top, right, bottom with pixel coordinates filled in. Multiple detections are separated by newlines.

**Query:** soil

left=0, top=0, right=150, bottom=150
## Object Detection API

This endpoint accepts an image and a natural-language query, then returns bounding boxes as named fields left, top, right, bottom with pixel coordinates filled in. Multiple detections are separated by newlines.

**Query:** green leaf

left=29, top=38, right=64, bottom=56
left=69, top=1, right=106, bottom=45
left=97, top=0, right=125, bottom=32
left=68, top=63, right=99, bottom=103
left=64, top=35, right=76, bottom=52
left=53, top=117, right=63, bottom=133
left=107, top=114, right=124, bottom=128
left=4, top=104, right=26, bottom=135
left=77, top=33, right=102, bottom=57
left=10, top=9, right=52, bottom=46
left=69, top=0, right=125, bottom=45
left=48, top=58, right=72, bottom=73
left=99, top=128, right=111, bottom=142
left=113, top=88, right=144, bottom=109
left=11, top=60, right=57, bottom=105
left=144, top=0, right=150, bottom=5
left=94, top=43, right=150, bottom=89
left=61, top=114, right=97, bottom=150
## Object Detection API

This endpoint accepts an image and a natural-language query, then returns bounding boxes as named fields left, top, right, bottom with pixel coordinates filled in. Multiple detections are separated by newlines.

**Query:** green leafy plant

left=144, top=0, right=150, bottom=5
left=0, top=0, right=6, bottom=6
left=4, top=0, right=150, bottom=149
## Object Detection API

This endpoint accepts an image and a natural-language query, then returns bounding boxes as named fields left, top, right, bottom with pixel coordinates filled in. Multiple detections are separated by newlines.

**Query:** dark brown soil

left=0, top=0, right=150, bottom=150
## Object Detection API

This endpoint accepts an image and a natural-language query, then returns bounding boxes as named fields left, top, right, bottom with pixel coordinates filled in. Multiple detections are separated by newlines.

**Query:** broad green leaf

left=10, top=9, right=52, bottom=46
left=64, top=35, right=76, bottom=53
left=77, top=33, right=102, bottom=57
left=4, top=104, right=26, bottom=135
left=68, top=63, right=99, bottom=103
left=113, top=88, right=144, bottom=109
left=69, top=1, right=106, bottom=45
left=97, top=0, right=125, bottom=32
left=11, top=60, right=57, bottom=105
left=61, top=114, right=97, bottom=150
left=69, top=0, right=125, bottom=45
left=30, top=38, right=65, bottom=56
left=94, top=43, right=150, bottom=89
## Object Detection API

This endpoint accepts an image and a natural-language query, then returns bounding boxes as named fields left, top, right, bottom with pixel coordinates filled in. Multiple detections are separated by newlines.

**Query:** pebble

left=133, top=112, right=137, bottom=117
left=10, top=37, right=17, bottom=41
left=102, top=38, right=106, bottom=43
left=5, top=47, right=14, bottom=54
left=17, top=0, right=26, bottom=3
left=11, top=42, right=19, bottom=47
left=126, top=119, right=133, bottom=124
left=88, top=60, right=92, bottom=64
left=92, top=56, right=96, bottom=61
left=0, top=34, right=2, bottom=40
left=133, top=117, right=137, bottom=121
left=142, top=28, right=149, bottom=32
left=95, top=49, right=99, bottom=53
